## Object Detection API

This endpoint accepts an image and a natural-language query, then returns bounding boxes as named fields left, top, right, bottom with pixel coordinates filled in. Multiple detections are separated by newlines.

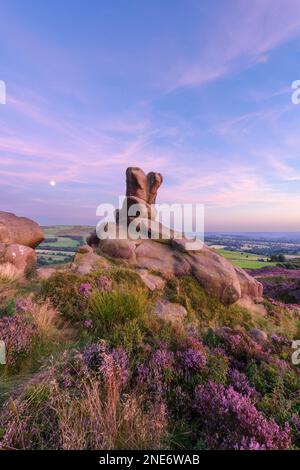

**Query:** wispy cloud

left=172, top=0, right=300, bottom=89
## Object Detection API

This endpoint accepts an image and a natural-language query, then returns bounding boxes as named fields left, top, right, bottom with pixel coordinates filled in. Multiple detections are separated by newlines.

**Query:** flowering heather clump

left=83, top=319, right=93, bottom=330
left=82, top=342, right=129, bottom=385
left=97, top=275, right=112, bottom=292
left=137, top=344, right=175, bottom=394
left=181, top=348, right=206, bottom=371
left=193, top=381, right=291, bottom=450
left=78, top=282, right=93, bottom=298
left=15, top=298, right=34, bottom=314
left=99, top=349, right=129, bottom=385
left=250, top=267, right=300, bottom=304
left=228, top=368, right=258, bottom=401
left=178, top=337, right=207, bottom=372
left=0, top=316, right=37, bottom=367
left=218, top=329, right=270, bottom=365
left=82, top=341, right=108, bottom=370
left=111, top=347, right=129, bottom=384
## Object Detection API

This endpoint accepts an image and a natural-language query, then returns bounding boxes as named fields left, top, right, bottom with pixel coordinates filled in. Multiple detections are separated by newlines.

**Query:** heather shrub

left=0, top=299, right=15, bottom=318
left=0, top=345, right=168, bottom=450
left=38, top=272, right=88, bottom=321
left=228, top=368, right=258, bottom=400
left=15, top=298, right=34, bottom=314
left=136, top=343, right=176, bottom=396
left=0, top=315, right=37, bottom=371
left=217, top=329, right=269, bottom=365
left=202, top=348, right=229, bottom=385
left=258, top=386, right=293, bottom=426
left=109, top=319, right=145, bottom=357
left=193, top=381, right=291, bottom=450
left=246, top=361, right=282, bottom=395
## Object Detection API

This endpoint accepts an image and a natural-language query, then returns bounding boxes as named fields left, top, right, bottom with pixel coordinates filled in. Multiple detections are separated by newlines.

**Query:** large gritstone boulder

left=0, top=243, right=37, bottom=278
left=0, top=211, right=44, bottom=248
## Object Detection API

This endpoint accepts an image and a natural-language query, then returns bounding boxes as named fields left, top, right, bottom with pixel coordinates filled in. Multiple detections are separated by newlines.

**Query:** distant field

left=38, top=225, right=93, bottom=266
left=42, top=225, right=94, bottom=238
left=216, top=249, right=277, bottom=269
left=40, top=236, right=79, bottom=248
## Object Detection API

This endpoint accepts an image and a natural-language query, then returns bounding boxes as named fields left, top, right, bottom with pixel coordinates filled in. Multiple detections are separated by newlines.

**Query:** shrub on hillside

left=193, top=381, right=291, bottom=450
left=38, top=272, right=89, bottom=321
left=0, top=344, right=168, bottom=450
left=0, top=316, right=37, bottom=369
left=164, top=276, right=251, bottom=329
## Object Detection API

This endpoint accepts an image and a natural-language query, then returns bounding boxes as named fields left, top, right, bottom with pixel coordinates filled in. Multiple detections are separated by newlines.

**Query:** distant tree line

left=270, top=254, right=286, bottom=262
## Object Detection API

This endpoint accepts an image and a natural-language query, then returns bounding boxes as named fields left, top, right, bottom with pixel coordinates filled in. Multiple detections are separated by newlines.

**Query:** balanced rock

left=0, top=211, right=44, bottom=248
left=88, top=167, right=263, bottom=305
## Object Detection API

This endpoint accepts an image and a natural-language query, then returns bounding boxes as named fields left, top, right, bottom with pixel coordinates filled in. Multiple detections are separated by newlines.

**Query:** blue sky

left=0, top=0, right=300, bottom=230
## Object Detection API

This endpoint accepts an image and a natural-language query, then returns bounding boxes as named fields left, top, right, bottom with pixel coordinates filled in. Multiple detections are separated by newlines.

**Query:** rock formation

left=0, top=212, right=44, bottom=248
left=87, top=167, right=263, bottom=305
left=0, top=211, right=44, bottom=278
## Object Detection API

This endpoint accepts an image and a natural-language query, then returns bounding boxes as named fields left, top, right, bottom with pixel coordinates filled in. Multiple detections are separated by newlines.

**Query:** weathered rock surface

left=93, top=234, right=263, bottom=305
left=72, top=245, right=110, bottom=275
left=36, top=267, right=56, bottom=280
left=155, top=299, right=187, bottom=325
left=137, top=269, right=166, bottom=292
left=0, top=243, right=37, bottom=277
left=0, top=211, right=44, bottom=248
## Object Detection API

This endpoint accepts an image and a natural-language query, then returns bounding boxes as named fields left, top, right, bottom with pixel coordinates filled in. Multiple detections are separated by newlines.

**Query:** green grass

left=40, top=236, right=79, bottom=248
left=217, top=249, right=277, bottom=269
left=89, top=287, right=149, bottom=336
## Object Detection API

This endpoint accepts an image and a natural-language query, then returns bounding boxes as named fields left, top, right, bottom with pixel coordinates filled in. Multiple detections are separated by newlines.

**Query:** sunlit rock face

left=0, top=211, right=44, bottom=279
left=87, top=167, right=263, bottom=306
left=0, top=211, right=44, bottom=248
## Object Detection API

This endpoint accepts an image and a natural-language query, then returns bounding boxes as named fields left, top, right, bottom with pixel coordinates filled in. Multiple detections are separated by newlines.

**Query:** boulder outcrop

left=0, top=211, right=44, bottom=279
left=87, top=167, right=263, bottom=305
left=0, top=211, right=44, bottom=248
left=0, top=243, right=37, bottom=278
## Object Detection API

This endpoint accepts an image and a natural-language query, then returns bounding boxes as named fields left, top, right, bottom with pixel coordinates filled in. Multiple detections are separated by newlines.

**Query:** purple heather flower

left=82, top=342, right=129, bottom=384
left=83, top=341, right=107, bottom=370
left=78, top=282, right=93, bottom=298
left=15, top=298, right=34, bottom=314
left=0, top=316, right=37, bottom=367
left=97, top=275, right=112, bottom=292
left=193, top=381, right=291, bottom=450
left=228, top=368, right=258, bottom=400
left=182, top=348, right=206, bottom=371
left=83, top=319, right=93, bottom=329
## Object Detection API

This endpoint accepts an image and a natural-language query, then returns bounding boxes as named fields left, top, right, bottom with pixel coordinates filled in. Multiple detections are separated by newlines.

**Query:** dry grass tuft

left=54, top=369, right=167, bottom=450
left=0, top=263, right=19, bottom=283
left=30, top=301, right=66, bottom=340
